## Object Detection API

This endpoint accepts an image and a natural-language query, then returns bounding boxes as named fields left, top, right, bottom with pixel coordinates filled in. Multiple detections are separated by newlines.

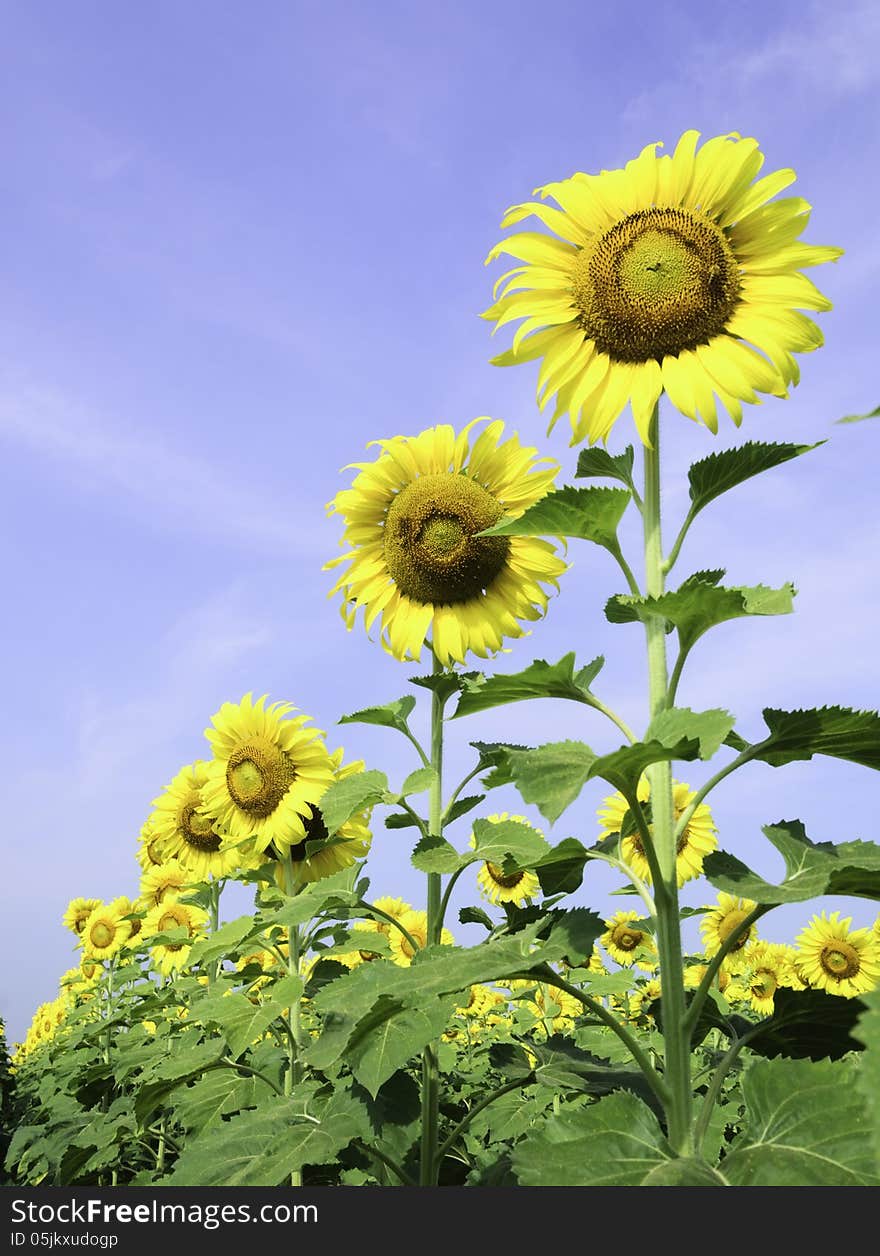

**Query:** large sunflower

left=325, top=420, right=567, bottom=664
left=150, top=761, right=244, bottom=879
left=202, top=693, right=335, bottom=856
left=483, top=131, right=841, bottom=445
left=81, top=902, right=131, bottom=961
left=270, top=749, right=373, bottom=889
left=597, top=776, right=717, bottom=887
left=795, top=911, right=880, bottom=998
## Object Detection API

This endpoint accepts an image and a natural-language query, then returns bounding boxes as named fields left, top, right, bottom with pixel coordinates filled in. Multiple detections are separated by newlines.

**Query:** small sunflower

left=601, top=910, right=658, bottom=970
left=150, top=761, right=245, bottom=879
left=597, top=776, right=717, bottom=887
left=700, top=892, right=758, bottom=971
left=109, top=895, right=144, bottom=943
left=81, top=902, right=131, bottom=961
left=62, top=897, right=101, bottom=938
left=795, top=911, right=880, bottom=998
left=142, top=899, right=208, bottom=977
left=136, top=818, right=169, bottom=872
left=140, top=859, right=191, bottom=910
left=325, top=419, right=567, bottom=664
left=742, top=941, right=790, bottom=1016
left=684, top=961, right=734, bottom=995
left=388, top=909, right=454, bottom=966
left=483, top=130, right=841, bottom=445
left=271, top=749, right=372, bottom=889
left=202, top=693, right=335, bottom=856
left=470, top=812, right=542, bottom=905
left=522, top=982, right=582, bottom=1036
left=629, top=977, right=662, bottom=1018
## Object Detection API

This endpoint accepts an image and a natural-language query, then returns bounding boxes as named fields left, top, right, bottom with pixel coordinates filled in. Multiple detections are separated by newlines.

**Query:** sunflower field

left=5, top=130, right=880, bottom=1191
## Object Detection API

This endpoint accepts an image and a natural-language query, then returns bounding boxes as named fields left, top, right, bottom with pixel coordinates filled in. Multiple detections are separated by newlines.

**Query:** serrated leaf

left=722, top=1057, right=879, bottom=1185
left=496, top=741, right=597, bottom=824
left=444, top=793, right=485, bottom=825
left=409, top=671, right=469, bottom=702
left=186, top=915, right=261, bottom=968
left=470, top=740, right=530, bottom=788
left=481, top=485, right=631, bottom=550
left=575, top=444, right=636, bottom=490
left=339, top=695, right=416, bottom=735
left=645, top=707, right=736, bottom=761
left=452, top=653, right=605, bottom=719
left=534, top=837, right=590, bottom=896
left=167, top=1091, right=368, bottom=1185
left=749, top=706, right=880, bottom=772
left=703, top=819, right=880, bottom=904
left=835, top=403, right=880, bottom=424
left=687, top=440, right=824, bottom=517
left=134, top=1042, right=226, bottom=1125
left=193, top=992, right=285, bottom=1060
left=606, top=577, right=795, bottom=654
left=742, top=988, right=866, bottom=1061
left=344, top=993, right=459, bottom=1097
left=852, top=988, right=880, bottom=1172
left=399, top=766, right=437, bottom=796
left=411, top=833, right=468, bottom=874
left=458, top=905, right=495, bottom=930
left=319, top=769, right=390, bottom=835
left=172, top=1070, right=273, bottom=1135
left=471, top=816, right=552, bottom=867
left=512, top=1091, right=667, bottom=1185
left=540, top=907, right=604, bottom=966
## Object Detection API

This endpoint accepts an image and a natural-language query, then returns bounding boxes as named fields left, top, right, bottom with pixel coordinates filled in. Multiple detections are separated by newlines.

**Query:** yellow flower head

left=140, top=859, right=191, bottom=910
left=597, top=776, right=717, bottom=887
left=136, top=818, right=169, bottom=872
left=483, top=130, right=841, bottom=445
left=388, top=909, right=455, bottom=966
left=795, top=911, right=880, bottom=998
left=325, top=419, right=567, bottom=664
left=201, top=693, right=335, bottom=857
left=149, top=761, right=246, bottom=879
left=269, top=749, right=372, bottom=890
left=700, top=892, right=758, bottom=971
left=470, top=812, right=542, bottom=906
left=601, top=910, right=658, bottom=970
left=62, top=897, right=102, bottom=938
left=741, top=941, right=790, bottom=1016
left=81, top=902, right=131, bottom=961
left=142, top=899, right=208, bottom=977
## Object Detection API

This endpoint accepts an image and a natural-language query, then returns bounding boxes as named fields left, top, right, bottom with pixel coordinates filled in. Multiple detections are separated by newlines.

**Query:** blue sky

left=2, top=0, right=879, bottom=1045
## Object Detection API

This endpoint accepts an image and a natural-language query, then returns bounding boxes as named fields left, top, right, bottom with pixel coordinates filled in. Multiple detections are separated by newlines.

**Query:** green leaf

left=481, top=485, right=631, bottom=550
left=645, top=706, right=736, bottom=760
left=687, top=440, right=824, bottom=517
left=471, top=816, right=551, bottom=867
left=193, top=992, right=285, bottom=1061
left=722, top=1057, right=879, bottom=1185
left=452, top=653, right=605, bottom=719
left=344, top=994, right=459, bottom=1097
left=470, top=740, right=530, bottom=787
left=172, top=1070, right=273, bottom=1135
left=835, top=403, right=880, bottom=424
left=495, top=741, right=597, bottom=824
left=458, top=905, right=495, bottom=930
left=852, top=987, right=880, bottom=1173
left=534, top=837, right=590, bottom=896
left=399, top=766, right=437, bottom=796
left=640, top=1158, right=729, bottom=1186
left=409, top=671, right=469, bottom=702
left=167, top=1090, right=369, bottom=1185
left=512, top=1091, right=667, bottom=1185
left=134, top=1042, right=226, bottom=1125
left=319, top=769, right=390, bottom=835
left=742, top=988, right=867, bottom=1061
left=339, top=696, right=416, bottom=734
left=703, top=820, right=880, bottom=903
left=606, top=575, right=795, bottom=655
left=186, top=915, right=261, bottom=968
left=749, top=706, right=880, bottom=771
left=575, top=444, right=636, bottom=491
left=444, top=793, right=485, bottom=825
left=411, top=833, right=469, bottom=874
left=539, top=908, right=604, bottom=966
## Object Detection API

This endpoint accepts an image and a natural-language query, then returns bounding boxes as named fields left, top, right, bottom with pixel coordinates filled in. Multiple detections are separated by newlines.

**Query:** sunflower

left=483, top=130, right=841, bottom=445
left=201, top=693, right=335, bottom=856
left=741, top=941, right=790, bottom=1016
left=597, top=776, right=717, bottom=886
left=270, top=749, right=373, bottom=889
left=700, top=892, right=758, bottom=971
left=684, top=961, right=734, bottom=995
left=142, top=899, right=208, bottom=977
left=136, top=818, right=169, bottom=872
left=150, top=761, right=245, bottom=879
left=109, top=895, right=144, bottom=943
left=795, top=911, right=880, bottom=998
left=601, top=910, right=658, bottom=970
left=470, top=812, right=542, bottom=905
left=140, top=859, right=191, bottom=910
left=520, top=982, right=582, bottom=1036
left=629, top=977, right=662, bottom=1018
left=81, top=902, right=131, bottom=961
left=388, top=909, right=455, bottom=966
left=325, top=419, right=567, bottom=665
left=62, top=897, right=102, bottom=938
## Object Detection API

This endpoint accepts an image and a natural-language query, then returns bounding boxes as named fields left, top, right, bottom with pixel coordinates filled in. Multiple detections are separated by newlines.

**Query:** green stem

left=681, top=904, right=771, bottom=1037
left=662, top=504, right=697, bottom=577
left=282, top=852, right=304, bottom=1188
left=666, top=647, right=690, bottom=708
left=441, top=764, right=486, bottom=822
left=587, top=697, right=639, bottom=744
left=353, top=1140, right=417, bottom=1187
left=355, top=902, right=423, bottom=955
left=437, top=861, right=477, bottom=933
left=208, top=879, right=222, bottom=984
left=582, top=850, right=656, bottom=919
left=420, top=650, right=446, bottom=1187
left=673, top=746, right=758, bottom=841
left=156, top=1116, right=166, bottom=1175
left=693, top=1024, right=764, bottom=1155
left=435, top=1076, right=530, bottom=1166
left=607, top=538, right=643, bottom=598
left=642, top=406, right=694, bottom=1157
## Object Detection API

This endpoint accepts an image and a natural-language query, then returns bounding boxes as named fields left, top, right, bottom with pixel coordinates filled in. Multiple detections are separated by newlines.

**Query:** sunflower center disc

left=90, top=922, right=114, bottom=949
left=383, top=473, right=511, bottom=605
left=226, top=738, right=297, bottom=817
left=181, top=803, right=223, bottom=853
left=159, top=912, right=180, bottom=934
left=753, top=971, right=777, bottom=999
left=821, top=941, right=860, bottom=979
left=486, top=861, right=525, bottom=889
left=718, top=910, right=750, bottom=951
left=572, top=206, right=741, bottom=363
left=612, top=926, right=642, bottom=952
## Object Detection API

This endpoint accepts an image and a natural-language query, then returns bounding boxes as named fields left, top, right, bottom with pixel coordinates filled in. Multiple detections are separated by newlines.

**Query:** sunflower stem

left=208, top=879, right=222, bottom=984
left=420, top=650, right=446, bottom=1186
left=282, top=852, right=305, bottom=1188
left=642, top=405, right=694, bottom=1157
